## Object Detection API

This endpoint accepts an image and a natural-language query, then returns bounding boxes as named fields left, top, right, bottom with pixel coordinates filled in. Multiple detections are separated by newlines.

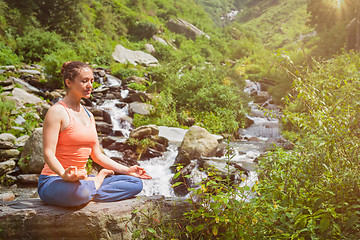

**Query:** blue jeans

left=37, top=174, right=143, bottom=207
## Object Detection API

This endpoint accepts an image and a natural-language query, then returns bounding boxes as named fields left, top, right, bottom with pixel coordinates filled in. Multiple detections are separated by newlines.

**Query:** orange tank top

left=40, top=100, right=98, bottom=176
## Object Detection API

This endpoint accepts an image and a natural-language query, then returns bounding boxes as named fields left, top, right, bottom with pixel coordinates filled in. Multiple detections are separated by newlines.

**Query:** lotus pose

left=37, top=61, right=151, bottom=207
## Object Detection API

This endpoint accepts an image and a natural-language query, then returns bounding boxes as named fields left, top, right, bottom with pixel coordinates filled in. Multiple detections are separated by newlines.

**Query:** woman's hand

left=128, top=165, right=152, bottom=179
left=60, top=166, right=87, bottom=182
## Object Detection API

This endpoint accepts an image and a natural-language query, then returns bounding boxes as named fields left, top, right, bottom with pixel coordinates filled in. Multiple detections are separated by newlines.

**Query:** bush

left=0, top=43, right=22, bottom=65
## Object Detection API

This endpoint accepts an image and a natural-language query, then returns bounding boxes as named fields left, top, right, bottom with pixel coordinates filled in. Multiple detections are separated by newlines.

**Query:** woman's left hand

left=128, top=165, right=152, bottom=179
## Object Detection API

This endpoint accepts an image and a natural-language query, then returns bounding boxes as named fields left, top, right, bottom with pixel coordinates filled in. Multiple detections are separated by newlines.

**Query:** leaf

left=146, top=227, right=157, bottom=235
left=171, top=182, right=183, bottom=188
left=186, top=225, right=193, bottom=233
left=212, top=226, right=218, bottom=236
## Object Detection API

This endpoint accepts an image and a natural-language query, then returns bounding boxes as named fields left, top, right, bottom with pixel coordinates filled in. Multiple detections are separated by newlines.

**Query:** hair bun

left=61, top=61, right=72, bottom=76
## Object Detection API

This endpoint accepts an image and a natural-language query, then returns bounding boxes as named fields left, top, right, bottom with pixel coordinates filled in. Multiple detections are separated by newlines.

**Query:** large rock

left=129, top=125, right=159, bottom=139
left=0, top=149, right=20, bottom=161
left=10, top=77, right=44, bottom=97
left=166, top=18, right=210, bottom=40
left=19, top=128, right=44, bottom=174
left=177, top=126, right=218, bottom=160
left=11, top=87, right=45, bottom=105
left=0, top=196, right=190, bottom=240
left=0, top=159, right=16, bottom=175
left=0, top=133, right=16, bottom=149
left=112, top=45, right=159, bottom=66
left=128, top=102, right=154, bottom=116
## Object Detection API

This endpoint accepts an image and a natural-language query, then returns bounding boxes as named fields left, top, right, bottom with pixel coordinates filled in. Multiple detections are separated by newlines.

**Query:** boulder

left=10, top=77, right=44, bottom=97
left=128, top=102, right=154, bottom=116
left=145, top=43, right=156, bottom=54
left=129, top=125, right=159, bottom=139
left=0, top=133, right=16, bottom=149
left=166, top=18, right=210, bottom=41
left=105, top=74, right=122, bottom=87
left=14, top=135, right=30, bottom=148
left=177, top=125, right=218, bottom=160
left=152, top=35, right=168, bottom=45
left=0, top=196, right=191, bottom=240
left=0, top=159, right=16, bottom=175
left=0, top=192, right=15, bottom=201
left=19, top=128, right=44, bottom=174
left=95, top=122, right=113, bottom=135
left=0, top=149, right=20, bottom=161
left=17, top=174, right=39, bottom=185
left=11, top=87, right=45, bottom=105
left=171, top=161, right=197, bottom=196
left=112, top=45, right=159, bottom=66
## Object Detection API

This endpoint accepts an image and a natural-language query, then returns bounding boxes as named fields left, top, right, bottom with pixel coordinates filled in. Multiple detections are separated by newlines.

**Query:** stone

left=0, top=197, right=191, bottom=240
left=0, top=192, right=15, bottom=201
left=11, top=87, right=45, bottom=105
left=19, top=128, right=44, bottom=174
left=129, top=125, right=159, bottom=139
left=140, top=148, right=163, bottom=160
left=0, top=78, right=13, bottom=86
left=14, top=115, right=26, bottom=125
left=171, top=148, right=191, bottom=172
left=18, top=69, right=41, bottom=75
left=36, top=103, right=51, bottom=119
left=115, top=102, right=127, bottom=108
left=128, top=102, right=154, bottom=116
left=0, top=133, right=16, bottom=149
left=112, top=45, right=159, bottom=66
left=95, top=122, right=113, bottom=135
left=17, top=174, right=39, bottom=184
left=152, top=35, right=168, bottom=45
left=0, top=159, right=16, bottom=175
left=129, top=92, right=153, bottom=103
left=106, top=74, right=122, bottom=87
left=15, top=135, right=30, bottom=147
left=177, top=125, right=218, bottom=160
left=3, top=95, right=24, bottom=108
left=0, top=149, right=20, bottom=161
left=10, top=77, right=44, bottom=97
left=145, top=43, right=156, bottom=54
left=171, top=161, right=197, bottom=196
left=46, top=90, right=62, bottom=100
left=166, top=18, right=210, bottom=40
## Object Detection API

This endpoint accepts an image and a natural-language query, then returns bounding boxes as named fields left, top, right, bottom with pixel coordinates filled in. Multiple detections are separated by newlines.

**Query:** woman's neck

left=62, top=92, right=82, bottom=111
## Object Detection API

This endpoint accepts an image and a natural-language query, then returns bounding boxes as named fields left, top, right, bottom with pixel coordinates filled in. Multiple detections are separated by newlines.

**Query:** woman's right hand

left=60, top=166, right=87, bottom=182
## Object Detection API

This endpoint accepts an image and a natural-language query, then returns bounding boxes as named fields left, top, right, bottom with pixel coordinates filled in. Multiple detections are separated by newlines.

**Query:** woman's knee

left=132, top=177, right=143, bottom=195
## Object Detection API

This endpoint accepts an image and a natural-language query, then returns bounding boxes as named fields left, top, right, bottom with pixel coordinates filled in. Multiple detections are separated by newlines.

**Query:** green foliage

left=0, top=98, right=16, bottom=134
left=0, top=42, right=22, bottom=65
left=128, top=82, right=147, bottom=91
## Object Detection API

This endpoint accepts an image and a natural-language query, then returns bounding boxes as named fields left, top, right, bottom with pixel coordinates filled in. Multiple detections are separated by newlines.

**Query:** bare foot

left=86, top=169, right=114, bottom=190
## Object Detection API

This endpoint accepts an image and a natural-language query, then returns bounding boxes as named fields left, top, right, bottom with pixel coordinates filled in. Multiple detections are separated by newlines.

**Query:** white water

left=98, top=76, right=280, bottom=199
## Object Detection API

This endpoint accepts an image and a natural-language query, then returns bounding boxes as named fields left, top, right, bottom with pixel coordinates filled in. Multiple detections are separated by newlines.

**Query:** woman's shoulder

left=45, top=101, right=68, bottom=120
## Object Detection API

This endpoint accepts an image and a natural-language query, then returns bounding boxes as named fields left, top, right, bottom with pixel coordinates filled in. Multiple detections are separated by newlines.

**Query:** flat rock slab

left=0, top=196, right=189, bottom=240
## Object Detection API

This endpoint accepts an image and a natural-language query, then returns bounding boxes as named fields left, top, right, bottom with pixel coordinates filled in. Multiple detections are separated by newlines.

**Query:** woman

left=37, top=61, right=151, bottom=207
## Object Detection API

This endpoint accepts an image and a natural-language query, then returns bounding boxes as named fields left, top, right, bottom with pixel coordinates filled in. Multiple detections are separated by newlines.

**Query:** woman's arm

left=43, top=105, right=86, bottom=181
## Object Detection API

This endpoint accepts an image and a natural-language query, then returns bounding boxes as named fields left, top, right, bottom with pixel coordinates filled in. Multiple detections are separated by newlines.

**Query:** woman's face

left=65, top=67, right=94, bottom=99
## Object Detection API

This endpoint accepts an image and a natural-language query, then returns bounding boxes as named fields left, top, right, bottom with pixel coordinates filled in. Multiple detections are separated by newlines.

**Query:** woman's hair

left=61, top=61, right=91, bottom=89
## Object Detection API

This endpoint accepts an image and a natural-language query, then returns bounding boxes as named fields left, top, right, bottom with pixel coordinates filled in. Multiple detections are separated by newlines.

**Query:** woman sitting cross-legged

left=37, top=61, right=151, bottom=207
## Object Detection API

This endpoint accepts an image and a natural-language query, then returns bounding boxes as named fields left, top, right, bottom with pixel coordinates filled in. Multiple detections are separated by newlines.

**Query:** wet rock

left=254, top=91, right=271, bottom=104
left=112, top=130, right=125, bottom=137
left=0, top=149, right=20, bottom=161
left=105, top=93, right=116, bottom=99
left=0, top=159, right=16, bottom=175
left=0, top=133, right=16, bottom=149
left=171, top=161, right=196, bottom=196
left=0, top=192, right=15, bottom=201
left=115, top=102, right=127, bottom=108
left=95, top=122, right=113, bottom=135
left=171, top=148, right=191, bottom=172
left=150, top=135, right=169, bottom=148
left=120, top=116, right=133, bottom=125
left=166, top=18, right=210, bottom=40
left=0, top=78, right=13, bottom=86
left=141, top=148, right=163, bottom=160
left=17, top=174, right=39, bottom=185
left=112, top=45, right=159, bottom=66
left=0, top=197, right=191, bottom=240
left=128, top=102, right=154, bottom=116
left=105, top=74, right=122, bottom=86
left=129, top=125, right=159, bottom=139
left=19, top=128, right=44, bottom=174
